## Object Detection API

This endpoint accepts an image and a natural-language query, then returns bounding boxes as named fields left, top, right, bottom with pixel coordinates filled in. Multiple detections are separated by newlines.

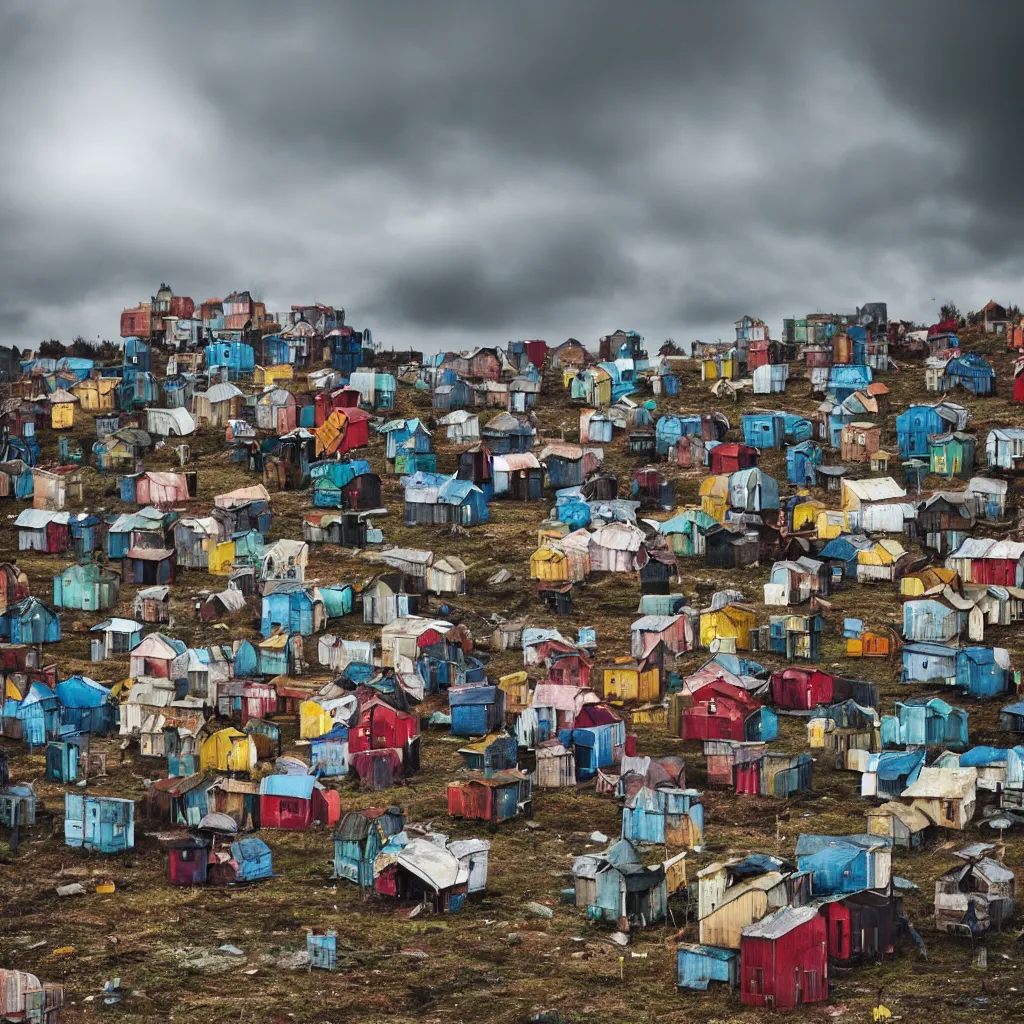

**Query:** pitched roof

left=741, top=904, right=820, bottom=940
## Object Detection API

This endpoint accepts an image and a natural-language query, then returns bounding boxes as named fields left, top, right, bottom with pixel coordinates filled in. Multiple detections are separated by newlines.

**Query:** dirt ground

left=3, top=332, right=1024, bottom=1023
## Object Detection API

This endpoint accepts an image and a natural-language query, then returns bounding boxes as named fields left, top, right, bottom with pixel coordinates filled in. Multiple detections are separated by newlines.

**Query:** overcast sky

left=2, top=1, right=1022, bottom=353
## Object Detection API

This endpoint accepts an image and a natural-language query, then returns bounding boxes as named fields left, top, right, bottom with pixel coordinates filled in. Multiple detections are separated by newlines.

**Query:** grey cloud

left=1, top=1, right=1022, bottom=352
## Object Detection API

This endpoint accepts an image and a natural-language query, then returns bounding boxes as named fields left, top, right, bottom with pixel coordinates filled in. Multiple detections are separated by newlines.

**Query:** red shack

left=546, top=649, right=593, bottom=689
left=681, top=679, right=760, bottom=742
left=337, top=407, right=373, bottom=453
left=524, top=339, right=548, bottom=368
left=168, top=836, right=210, bottom=886
left=709, top=443, right=759, bottom=475
left=447, top=770, right=532, bottom=824
left=740, top=905, right=828, bottom=1009
left=348, top=696, right=421, bottom=772
left=771, top=667, right=833, bottom=710
left=314, top=386, right=362, bottom=427
left=258, top=774, right=340, bottom=830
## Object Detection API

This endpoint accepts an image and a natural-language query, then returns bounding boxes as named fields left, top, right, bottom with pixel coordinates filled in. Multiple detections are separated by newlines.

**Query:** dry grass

left=3, top=337, right=1024, bottom=1022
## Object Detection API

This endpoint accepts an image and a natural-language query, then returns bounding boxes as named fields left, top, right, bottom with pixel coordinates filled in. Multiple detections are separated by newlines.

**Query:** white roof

left=146, top=406, right=196, bottom=434
left=382, top=547, right=434, bottom=567
left=202, top=382, right=245, bottom=403
left=91, top=617, right=144, bottom=634
left=436, top=409, right=477, bottom=426
left=843, top=477, right=906, bottom=501
left=396, top=837, right=465, bottom=890
left=14, top=509, right=56, bottom=528
left=741, top=905, right=820, bottom=939
left=631, top=614, right=681, bottom=632
left=966, top=477, right=1007, bottom=495
left=902, top=766, right=977, bottom=799
left=215, top=484, right=271, bottom=507
left=590, top=521, right=645, bottom=552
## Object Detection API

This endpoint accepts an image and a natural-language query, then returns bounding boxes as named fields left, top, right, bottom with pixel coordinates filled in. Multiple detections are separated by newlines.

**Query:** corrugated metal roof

left=741, top=904, right=820, bottom=940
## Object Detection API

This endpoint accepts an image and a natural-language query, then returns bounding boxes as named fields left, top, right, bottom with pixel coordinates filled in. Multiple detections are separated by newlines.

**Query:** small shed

left=447, top=769, right=533, bottom=824
left=739, top=906, right=828, bottom=1009
left=64, top=793, right=135, bottom=852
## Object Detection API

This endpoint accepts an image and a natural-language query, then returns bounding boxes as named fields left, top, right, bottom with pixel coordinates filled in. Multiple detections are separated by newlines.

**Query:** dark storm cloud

left=1, top=0, right=1023, bottom=351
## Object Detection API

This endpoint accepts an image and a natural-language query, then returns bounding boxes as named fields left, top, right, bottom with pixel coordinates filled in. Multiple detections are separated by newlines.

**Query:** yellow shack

left=699, top=602, right=757, bottom=650
left=199, top=727, right=257, bottom=773
left=72, top=376, right=120, bottom=412
left=530, top=546, right=569, bottom=583
left=48, top=388, right=79, bottom=430
left=603, top=656, right=661, bottom=703
left=698, top=474, right=730, bottom=522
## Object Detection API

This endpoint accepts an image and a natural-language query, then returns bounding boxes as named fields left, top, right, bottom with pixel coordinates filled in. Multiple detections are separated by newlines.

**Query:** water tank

left=90, top=638, right=104, bottom=662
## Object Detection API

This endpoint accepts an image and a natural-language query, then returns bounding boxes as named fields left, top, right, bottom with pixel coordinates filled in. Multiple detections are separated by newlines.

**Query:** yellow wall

left=299, top=700, right=334, bottom=740
left=699, top=609, right=753, bottom=649
left=208, top=540, right=236, bottom=575
left=530, top=548, right=568, bottom=582
left=51, top=404, right=75, bottom=429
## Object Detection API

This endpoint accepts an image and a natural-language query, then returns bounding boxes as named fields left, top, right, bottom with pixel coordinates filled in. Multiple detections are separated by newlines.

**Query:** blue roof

left=679, top=945, right=737, bottom=962
left=902, top=641, right=958, bottom=656
left=874, top=749, right=925, bottom=780
left=959, top=746, right=1007, bottom=767
left=259, top=774, right=315, bottom=799
left=449, top=685, right=499, bottom=706
left=1002, top=701, right=1024, bottom=715
left=55, top=675, right=110, bottom=708
left=796, top=833, right=889, bottom=855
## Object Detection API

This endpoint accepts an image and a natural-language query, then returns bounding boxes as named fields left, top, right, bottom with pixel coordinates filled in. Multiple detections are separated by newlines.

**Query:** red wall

left=741, top=916, right=828, bottom=1009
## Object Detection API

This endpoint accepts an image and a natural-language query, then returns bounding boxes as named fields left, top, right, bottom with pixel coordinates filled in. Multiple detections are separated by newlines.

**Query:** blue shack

left=941, top=353, right=995, bottom=396
left=64, top=793, right=135, bottom=852
left=480, top=413, right=533, bottom=454
left=10, top=682, right=58, bottom=747
left=896, top=403, right=964, bottom=459
left=333, top=806, right=406, bottom=888
left=828, top=364, right=873, bottom=403
left=230, top=837, right=274, bottom=881
left=620, top=786, right=704, bottom=846
left=558, top=720, right=627, bottom=780
left=320, top=584, right=354, bottom=620
left=310, top=459, right=372, bottom=507
left=234, top=639, right=259, bottom=677
left=677, top=944, right=739, bottom=992
left=795, top=834, right=891, bottom=895
left=382, top=419, right=432, bottom=462
left=0, top=597, right=60, bottom=644
left=901, top=641, right=959, bottom=686
left=310, top=724, right=349, bottom=777
left=53, top=561, right=120, bottom=612
left=742, top=412, right=786, bottom=449
left=123, top=337, right=151, bottom=373
left=449, top=685, right=506, bottom=737
left=863, top=748, right=925, bottom=798
left=260, top=582, right=318, bottom=636
left=819, top=534, right=873, bottom=583
left=786, top=441, right=822, bottom=486
left=119, top=371, right=160, bottom=410
left=55, top=675, right=116, bottom=735
left=69, top=514, right=103, bottom=556
left=332, top=331, right=365, bottom=375
left=957, top=646, right=1010, bottom=698
left=901, top=642, right=1010, bottom=697
left=458, top=733, right=518, bottom=772
left=882, top=697, right=969, bottom=748
left=46, top=737, right=81, bottom=783
left=205, top=341, right=255, bottom=379
left=572, top=838, right=666, bottom=927
left=402, top=472, right=489, bottom=527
